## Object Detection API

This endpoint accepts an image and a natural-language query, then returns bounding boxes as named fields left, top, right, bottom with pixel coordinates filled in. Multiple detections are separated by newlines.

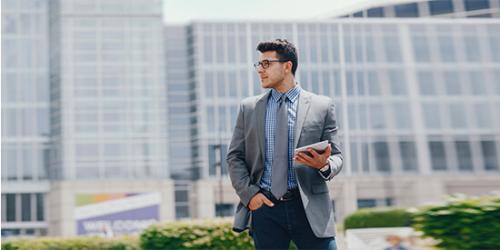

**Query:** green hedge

left=412, top=195, right=500, bottom=250
left=1, top=236, right=139, bottom=250
left=140, top=218, right=254, bottom=250
left=344, top=207, right=414, bottom=230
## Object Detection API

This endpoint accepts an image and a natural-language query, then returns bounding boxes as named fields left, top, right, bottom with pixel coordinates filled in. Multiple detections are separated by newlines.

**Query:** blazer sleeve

left=226, top=103, right=261, bottom=206
left=318, top=99, right=343, bottom=181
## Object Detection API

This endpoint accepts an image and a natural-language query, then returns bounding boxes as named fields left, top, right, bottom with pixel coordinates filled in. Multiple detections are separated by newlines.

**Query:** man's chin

left=261, top=82, right=272, bottom=89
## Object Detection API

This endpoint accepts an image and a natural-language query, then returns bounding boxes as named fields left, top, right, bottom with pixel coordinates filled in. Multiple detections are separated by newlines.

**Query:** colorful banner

left=75, top=192, right=160, bottom=236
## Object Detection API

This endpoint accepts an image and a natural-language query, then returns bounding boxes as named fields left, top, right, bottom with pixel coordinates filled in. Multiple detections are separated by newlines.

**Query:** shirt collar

left=270, top=85, right=301, bottom=103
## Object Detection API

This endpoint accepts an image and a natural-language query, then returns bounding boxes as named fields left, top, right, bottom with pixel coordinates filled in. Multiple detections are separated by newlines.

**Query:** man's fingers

left=324, top=144, right=332, bottom=155
left=299, top=151, right=314, bottom=161
left=296, top=153, right=312, bottom=164
left=309, top=148, right=321, bottom=158
left=261, top=196, right=274, bottom=207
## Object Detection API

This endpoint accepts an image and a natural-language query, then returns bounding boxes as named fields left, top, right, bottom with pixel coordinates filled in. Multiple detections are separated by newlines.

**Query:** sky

left=162, top=0, right=357, bottom=24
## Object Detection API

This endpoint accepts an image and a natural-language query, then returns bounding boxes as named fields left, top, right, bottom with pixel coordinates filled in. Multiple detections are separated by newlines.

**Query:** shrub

left=344, top=207, right=414, bottom=230
left=1, top=236, right=139, bottom=250
left=412, top=195, right=500, bottom=250
left=140, top=218, right=254, bottom=250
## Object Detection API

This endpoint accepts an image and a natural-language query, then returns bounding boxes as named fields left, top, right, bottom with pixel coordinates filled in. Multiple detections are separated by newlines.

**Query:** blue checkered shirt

left=259, top=86, right=301, bottom=191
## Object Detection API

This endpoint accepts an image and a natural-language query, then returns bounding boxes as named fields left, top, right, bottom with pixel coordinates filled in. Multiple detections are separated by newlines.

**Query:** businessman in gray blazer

left=226, top=39, right=343, bottom=250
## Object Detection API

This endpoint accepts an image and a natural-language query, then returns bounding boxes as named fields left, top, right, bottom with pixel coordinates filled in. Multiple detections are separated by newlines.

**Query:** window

left=448, top=103, right=467, bottom=129
left=481, top=141, right=498, bottom=170
left=429, top=141, right=447, bottom=170
left=373, top=141, right=391, bottom=172
left=207, top=106, right=215, bottom=132
left=353, top=11, right=363, bottom=17
left=422, top=103, right=442, bottom=129
left=21, top=194, right=31, bottom=221
left=357, top=198, right=393, bottom=209
left=36, top=193, right=44, bottom=221
left=215, top=203, right=234, bottom=217
left=367, top=7, right=384, bottom=17
left=468, top=71, right=487, bottom=96
left=208, top=144, right=227, bottom=176
left=388, top=70, right=407, bottom=95
left=400, top=141, right=418, bottom=172
left=417, top=71, right=436, bottom=95
left=464, top=36, right=481, bottom=62
left=367, top=72, right=381, bottom=96
left=394, top=3, right=419, bottom=17
left=412, top=36, right=431, bottom=62
left=464, top=0, right=489, bottom=11
left=357, top=199, right=376, bottom=208
left=474, top=103, right=492, bottom=129
left=429, top=0, right=454, bottom=15
left=75, top=144, right=98, bottom=158
left=438, top=36, right=456, bottom=62
left=204, top=72, right=214, bottom=97
left=203, top=35, right=213, bottom=63
left=217, top=72, right=225, bottom=97
left=6, top=194, right=16, bottom=222
left=443, top=71, right=462, bottom=95
left=455, top=141, right=473, bottom=171
left=175, top=206, right=190, bottom=219
left=370, top=104, right=386, bottom=129
left=392, top=103, right=412, bottom=129
left=228, top=72, right=237, bottom=97
left=383, top=36, right=402, bottom=62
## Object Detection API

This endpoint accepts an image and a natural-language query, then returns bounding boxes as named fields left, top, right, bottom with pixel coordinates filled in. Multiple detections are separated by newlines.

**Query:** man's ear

left=285, top=61, right=293, bottom=73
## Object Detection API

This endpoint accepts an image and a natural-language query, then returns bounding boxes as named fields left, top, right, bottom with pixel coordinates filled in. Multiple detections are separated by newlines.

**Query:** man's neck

left=273, top=76, right=296, bottom=93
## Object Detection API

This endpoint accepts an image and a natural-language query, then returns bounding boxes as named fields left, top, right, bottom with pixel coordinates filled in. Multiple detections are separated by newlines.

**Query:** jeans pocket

left=251, top=204, right=266, bottom=213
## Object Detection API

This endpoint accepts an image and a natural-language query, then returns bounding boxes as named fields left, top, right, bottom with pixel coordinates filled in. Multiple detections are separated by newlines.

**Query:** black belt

left=261, top=188, right=300, bottom=202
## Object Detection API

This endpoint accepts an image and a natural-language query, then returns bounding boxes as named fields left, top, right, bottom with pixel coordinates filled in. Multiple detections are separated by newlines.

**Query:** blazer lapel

left=294, top=91, right=311, bottom=149
left=255, top=91, right=271, bottom=164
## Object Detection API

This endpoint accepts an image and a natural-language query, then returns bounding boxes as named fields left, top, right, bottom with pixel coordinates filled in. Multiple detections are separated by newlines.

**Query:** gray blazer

left=226, top=89, right=343, bottom=238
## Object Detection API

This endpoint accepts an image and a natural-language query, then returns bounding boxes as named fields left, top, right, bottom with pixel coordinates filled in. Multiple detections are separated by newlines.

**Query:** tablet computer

left=294, top=140, right=329, bottom=156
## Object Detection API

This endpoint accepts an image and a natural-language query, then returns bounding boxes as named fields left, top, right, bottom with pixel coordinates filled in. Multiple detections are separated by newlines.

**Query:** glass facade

left=2, top=0, right=166, bottom=237
left=339, top=0, right=500, bottom=18
left=50, top=0, right=167, bottom=180
left=187, top=20, right=500, bottom=179
left=1, top=0, right=50, bottom=237
left=1, top=0, right=50, bottom=182
left=165, top=26, right=196, bottom=180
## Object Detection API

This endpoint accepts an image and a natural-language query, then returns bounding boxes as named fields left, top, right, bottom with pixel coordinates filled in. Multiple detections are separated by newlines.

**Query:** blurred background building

left=328, top=0, right=500, bottom=18
left=2, top=0, right=500, bottom=238
left=2, top=0, right=173, bottom=238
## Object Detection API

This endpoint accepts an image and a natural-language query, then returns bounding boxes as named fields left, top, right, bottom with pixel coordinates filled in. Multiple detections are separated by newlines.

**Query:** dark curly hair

left=256, top=39, right=298, bottom=75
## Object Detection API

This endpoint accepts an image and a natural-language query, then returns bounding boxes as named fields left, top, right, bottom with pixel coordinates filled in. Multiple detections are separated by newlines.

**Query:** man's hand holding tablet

left=293, top=140, right=332, bottom=170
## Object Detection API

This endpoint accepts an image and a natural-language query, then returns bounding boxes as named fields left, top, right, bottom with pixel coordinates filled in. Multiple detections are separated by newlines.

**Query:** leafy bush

left=140, top=218, right=254, bottom=250
left=412, top=195, right=500, bottom=250
left=1, top=236, right=139, bottom=250
left=344, top=207, right=414, bottom=230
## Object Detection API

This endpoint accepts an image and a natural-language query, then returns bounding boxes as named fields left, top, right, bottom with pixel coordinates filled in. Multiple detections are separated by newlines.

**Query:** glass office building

left=2, top=0, right=168, bottom=237
left=2, top=0, right=51, bottom=237
left=188, top=19, right=500, bottom=177
left=335, top=0, right=500, bottom=18
left=50, top=0, right=167, bottom=181
left=3, top=0, right=500, bottom=237
left=176, top=18, right=500, bottom=218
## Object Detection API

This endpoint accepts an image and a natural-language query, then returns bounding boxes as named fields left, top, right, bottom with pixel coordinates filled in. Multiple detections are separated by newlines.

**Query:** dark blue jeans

left=251, top=195, right=336, bottom=250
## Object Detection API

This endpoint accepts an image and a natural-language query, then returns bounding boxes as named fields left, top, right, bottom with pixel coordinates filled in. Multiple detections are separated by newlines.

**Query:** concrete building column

left=192, top=180, right=215, bottom=218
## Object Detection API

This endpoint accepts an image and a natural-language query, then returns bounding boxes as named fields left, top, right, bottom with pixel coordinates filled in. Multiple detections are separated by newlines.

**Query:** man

left=226, top=39, right=343, bottom=250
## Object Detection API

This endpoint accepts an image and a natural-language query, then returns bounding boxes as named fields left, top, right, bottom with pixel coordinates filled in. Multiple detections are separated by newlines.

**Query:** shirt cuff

left=319, top=162, right=331, bottom=177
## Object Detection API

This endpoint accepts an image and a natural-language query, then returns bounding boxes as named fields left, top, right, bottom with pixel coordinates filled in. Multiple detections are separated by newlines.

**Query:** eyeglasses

left=253, top=59, right=288, bottom=70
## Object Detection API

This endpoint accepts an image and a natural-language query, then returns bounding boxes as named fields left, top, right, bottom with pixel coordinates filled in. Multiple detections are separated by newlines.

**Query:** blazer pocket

left=311, top=183, right=328, bottom=194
